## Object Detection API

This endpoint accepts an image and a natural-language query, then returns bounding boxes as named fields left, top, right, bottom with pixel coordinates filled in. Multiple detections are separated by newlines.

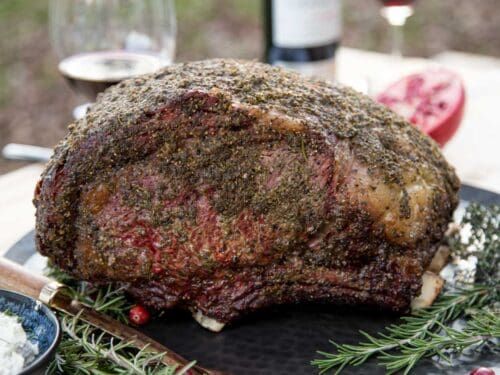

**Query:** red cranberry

left=470, top=367, right=495, bottom=375
left=129, top=305, right=150, bottom=325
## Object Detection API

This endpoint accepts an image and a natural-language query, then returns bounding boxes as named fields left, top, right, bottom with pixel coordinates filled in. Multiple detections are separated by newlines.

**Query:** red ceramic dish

left=376, top=69, right=466, bottom=147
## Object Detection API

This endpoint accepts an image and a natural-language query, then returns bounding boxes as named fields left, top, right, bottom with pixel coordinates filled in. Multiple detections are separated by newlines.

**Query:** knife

left=2, top=143, right=53, bottom=163
left=0, top=257, right=216, bottom=374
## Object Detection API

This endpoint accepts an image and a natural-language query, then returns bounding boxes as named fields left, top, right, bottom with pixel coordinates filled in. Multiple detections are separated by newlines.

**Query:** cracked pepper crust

left=34, top=59, right=459, bottom=324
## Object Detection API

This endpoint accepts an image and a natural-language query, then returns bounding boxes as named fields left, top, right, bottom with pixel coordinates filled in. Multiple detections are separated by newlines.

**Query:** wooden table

left=1, top=47, right=500, bottom=255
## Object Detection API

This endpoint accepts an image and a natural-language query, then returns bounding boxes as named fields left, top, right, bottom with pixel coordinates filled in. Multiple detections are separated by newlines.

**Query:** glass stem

left=390, top=23, right=404, bottom=57
left=73, top=103, right=93, bottom=120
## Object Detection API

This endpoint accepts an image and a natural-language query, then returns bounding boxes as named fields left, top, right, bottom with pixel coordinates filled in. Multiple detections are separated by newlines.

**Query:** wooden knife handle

left=0, top=257, right=50, bottom=299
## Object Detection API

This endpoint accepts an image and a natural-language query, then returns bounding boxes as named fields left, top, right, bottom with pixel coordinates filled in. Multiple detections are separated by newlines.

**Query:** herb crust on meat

left=35, top=59, right=460, bottom=326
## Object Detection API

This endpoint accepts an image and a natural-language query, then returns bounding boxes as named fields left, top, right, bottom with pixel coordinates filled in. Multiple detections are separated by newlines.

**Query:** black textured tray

left=6, top=184, right=500, bottom=374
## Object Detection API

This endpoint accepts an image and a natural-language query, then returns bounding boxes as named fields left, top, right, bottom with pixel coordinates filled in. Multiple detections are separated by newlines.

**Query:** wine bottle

left=264, top=0, right=342, bottom=81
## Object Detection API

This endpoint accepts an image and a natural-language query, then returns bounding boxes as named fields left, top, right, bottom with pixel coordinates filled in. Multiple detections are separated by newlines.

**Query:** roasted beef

left=35, top=59, right=459, bottom=328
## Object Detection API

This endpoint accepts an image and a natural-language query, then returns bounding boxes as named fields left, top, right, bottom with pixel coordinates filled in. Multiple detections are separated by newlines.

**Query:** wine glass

left=379, top=0, right=415, bottom=57
left=49, top=0, right=176, bottom=119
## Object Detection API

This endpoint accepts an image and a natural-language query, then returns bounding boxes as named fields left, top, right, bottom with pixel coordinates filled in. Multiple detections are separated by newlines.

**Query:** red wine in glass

left=379, top=0, right=415, bottom=6
left=49, top=0, right=176, bottom=119
left=58, top=51, right=164, bottom=100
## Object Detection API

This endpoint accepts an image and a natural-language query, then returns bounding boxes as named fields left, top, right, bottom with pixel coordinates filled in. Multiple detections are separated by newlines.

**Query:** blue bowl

left=0, top=289, right=61, bottom=374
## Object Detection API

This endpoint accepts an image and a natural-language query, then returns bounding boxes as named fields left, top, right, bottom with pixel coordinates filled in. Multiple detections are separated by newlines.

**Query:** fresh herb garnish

left=45, top=264, right=193, bottom=374
left=312, top=203, right=500, bottom=374
left=47, top=312, right=195, bottom=375
left=43, top=204, right=499, bottom=374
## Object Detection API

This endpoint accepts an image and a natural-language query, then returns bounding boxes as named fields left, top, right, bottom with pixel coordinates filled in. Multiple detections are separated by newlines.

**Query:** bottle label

left=272, top=0, right=342, bottom=48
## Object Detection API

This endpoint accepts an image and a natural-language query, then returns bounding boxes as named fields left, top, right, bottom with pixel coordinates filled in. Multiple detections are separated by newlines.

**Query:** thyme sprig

left=449, top=203, right=499, bottom=290
left=312, top=203, right=500, bottom=374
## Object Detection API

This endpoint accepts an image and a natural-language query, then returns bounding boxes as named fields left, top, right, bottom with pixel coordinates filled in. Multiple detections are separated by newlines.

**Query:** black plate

left=6, top=184, right=500, bottom=374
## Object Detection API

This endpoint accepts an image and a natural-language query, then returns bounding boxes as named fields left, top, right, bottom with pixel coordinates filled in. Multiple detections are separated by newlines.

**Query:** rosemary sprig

left=312, top=203, right=500, bottom=374
left=46, top=313, right=195, bottom=375
left=45, top=265, right=193, bottom=374
left=313, top=286, right=493, bottom=374
left=379, top=310, right=499, bottom=374
left=46, top=264, right=131, bottom=323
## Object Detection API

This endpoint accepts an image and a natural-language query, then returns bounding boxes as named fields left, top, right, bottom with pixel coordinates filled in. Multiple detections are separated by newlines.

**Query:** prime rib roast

left=35, top=59, right=459, bottom=330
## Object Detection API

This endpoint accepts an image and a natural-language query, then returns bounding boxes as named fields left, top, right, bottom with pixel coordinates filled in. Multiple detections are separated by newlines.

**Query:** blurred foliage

left=1, top=0, right=500, bottom=107
left=0, top=1, right=47, bottom=106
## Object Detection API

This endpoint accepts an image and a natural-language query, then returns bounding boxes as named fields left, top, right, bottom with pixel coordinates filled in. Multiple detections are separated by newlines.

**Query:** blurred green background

left=1, top=0, right=499, bottom=173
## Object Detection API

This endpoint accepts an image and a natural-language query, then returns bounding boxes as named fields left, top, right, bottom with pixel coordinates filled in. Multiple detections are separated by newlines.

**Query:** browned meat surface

left=34, top=59, right=459, bottom=325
